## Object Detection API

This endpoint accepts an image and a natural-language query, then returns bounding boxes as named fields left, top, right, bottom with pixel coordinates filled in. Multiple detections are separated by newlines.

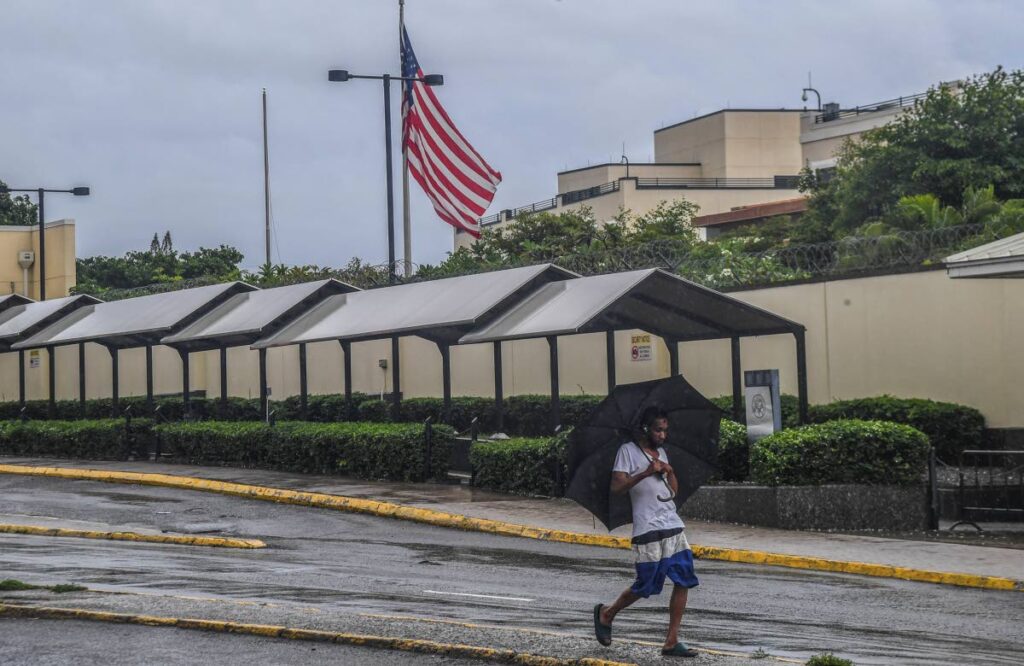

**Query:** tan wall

left=799, top=106, right=904, bottom=165
left=3, top=270, right=1019, bottom=429
left=0, top=221, right=76, bottom=300
left=557, top=164, right=702, bottom=194
left=654, top=111, right=802, bottom=178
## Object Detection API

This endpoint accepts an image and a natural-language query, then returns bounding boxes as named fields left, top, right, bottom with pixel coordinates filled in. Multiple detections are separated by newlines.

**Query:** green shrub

left=277, top=393, right=370, bottom=422
left=808, top=395, right=983, bottom=461
left=711, top=394, right=801, bottom=429
left=806, top=654, right=854, bottom=666
left=750, top=419, right=930, bottom=486
left=470, top=435, right=567, bottom=497
left=504, top=394, right=603, bottom=436
left=716, top=420, right=750, bottom=481
left=0, top=419, right=154, bottom=460
left=155, top=420, right=452, bottom=482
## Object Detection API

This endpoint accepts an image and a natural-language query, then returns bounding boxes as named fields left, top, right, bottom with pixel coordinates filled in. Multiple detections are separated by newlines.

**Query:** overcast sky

left=2, top=0, right=1021, bottom=270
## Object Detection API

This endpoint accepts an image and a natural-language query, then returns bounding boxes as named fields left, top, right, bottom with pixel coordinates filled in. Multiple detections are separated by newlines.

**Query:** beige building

left=457, top=90, right=929, bottom=249
left=0, top=220, right=77, bottom=300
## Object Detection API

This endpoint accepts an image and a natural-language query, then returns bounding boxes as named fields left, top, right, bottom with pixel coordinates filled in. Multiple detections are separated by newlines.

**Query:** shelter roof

left=0, top=295, right=103, bottom=351
left=945, top=232, right=1024, bottom=278
left=0, top=294, right=33, bottom=311
left=459, top=268, right=803, bottom=344
left=252, top=264, right=575, bottom=348
left=161, top=279, right=357, bottom=351
left=13, top=282, right=253, bottom=350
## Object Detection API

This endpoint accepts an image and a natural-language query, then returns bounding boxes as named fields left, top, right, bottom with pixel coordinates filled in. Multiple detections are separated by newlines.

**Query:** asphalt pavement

left=2, top=474, right=1023, bottom=665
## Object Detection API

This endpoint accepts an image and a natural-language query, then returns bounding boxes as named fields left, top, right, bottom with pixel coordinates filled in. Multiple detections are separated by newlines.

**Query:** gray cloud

left=1, top=0, right=1021, bottom=270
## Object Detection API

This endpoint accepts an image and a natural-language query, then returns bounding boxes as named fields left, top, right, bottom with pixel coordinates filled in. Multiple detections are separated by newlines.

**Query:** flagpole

left=400, top=0, right=413, bottom=278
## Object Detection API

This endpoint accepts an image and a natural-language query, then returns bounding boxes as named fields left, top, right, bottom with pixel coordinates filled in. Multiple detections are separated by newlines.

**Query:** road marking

left=423, top=589, right=533, bottom=602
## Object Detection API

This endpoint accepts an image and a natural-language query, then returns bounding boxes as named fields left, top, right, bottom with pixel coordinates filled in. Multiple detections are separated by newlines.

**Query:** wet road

left=1, top=475, right=1022, bottom=665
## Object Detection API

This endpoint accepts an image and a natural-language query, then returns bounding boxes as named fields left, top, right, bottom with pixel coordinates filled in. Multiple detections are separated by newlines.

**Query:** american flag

left=401, top=27, right=501, bottom=238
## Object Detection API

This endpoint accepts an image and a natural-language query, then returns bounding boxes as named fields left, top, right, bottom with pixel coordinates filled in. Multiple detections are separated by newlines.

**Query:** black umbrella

left=565, top=375, right=723, bottom=531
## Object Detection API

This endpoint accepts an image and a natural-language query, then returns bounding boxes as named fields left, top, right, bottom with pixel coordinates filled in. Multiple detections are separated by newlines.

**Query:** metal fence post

left=928, top=447, right=939, bottom=530
left=423, top=416, right=434, bottom=480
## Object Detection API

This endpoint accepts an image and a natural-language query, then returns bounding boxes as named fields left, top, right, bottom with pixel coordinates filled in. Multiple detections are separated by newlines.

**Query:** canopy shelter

left=160, top=279, right=358, bottom=416
left=13, top=283, right=253, bottom=414
left=946, top=232, right=1024, bottom=279
left=459, top=268, right=808, bottom=431
left=0, top=294, right=103, bottom=406
left=0, top=294, right=33, bottom=312
left=252, top=264, right=576, bottom=421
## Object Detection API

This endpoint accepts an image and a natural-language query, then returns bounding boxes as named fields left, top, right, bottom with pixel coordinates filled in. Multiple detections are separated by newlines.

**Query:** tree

left=0, top=179, right=38, bottom=226
left=804, top=67, right=1024, bottom=235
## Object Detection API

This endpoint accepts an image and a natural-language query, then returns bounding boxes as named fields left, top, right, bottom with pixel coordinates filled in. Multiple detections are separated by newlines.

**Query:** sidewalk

left=2, top=456, right=1022, bottom=586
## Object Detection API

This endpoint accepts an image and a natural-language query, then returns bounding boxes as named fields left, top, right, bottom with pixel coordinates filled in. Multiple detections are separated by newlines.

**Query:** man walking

left=593, top=406, right=699, bottom=658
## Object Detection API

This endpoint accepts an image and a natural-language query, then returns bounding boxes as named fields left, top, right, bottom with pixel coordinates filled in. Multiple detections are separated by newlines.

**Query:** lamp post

left=0, top=185, right=90, bottom=300
left=327, top=69, right=443, bottom=284
left=802, top=87, right=822, bottom=112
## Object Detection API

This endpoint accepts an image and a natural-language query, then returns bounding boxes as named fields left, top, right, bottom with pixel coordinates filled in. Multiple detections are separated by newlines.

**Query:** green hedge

left=155, top=420, right=452, bottom=481
left=470, top=435, right=567, bottom=497
left=715, top=420, right=750, bottom=482
left=750, top=419, right=930, bottom=486
left=807, top=395, right=984, bottom=461
left=0, top=419, right=155, bottom=460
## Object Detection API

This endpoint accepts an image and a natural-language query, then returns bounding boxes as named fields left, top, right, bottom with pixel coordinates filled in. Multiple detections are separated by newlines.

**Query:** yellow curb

left=2, top=463, right=1021, bottom=593
left=0, top=603, right=634, bottom=666
left=0, top=523, right=265, bottom=549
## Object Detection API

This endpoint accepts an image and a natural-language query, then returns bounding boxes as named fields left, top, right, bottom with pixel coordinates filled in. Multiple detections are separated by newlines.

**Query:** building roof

left=0, top=294, right=33, bottom=309
left=693, top=197, right=808, bottom=228
left=13, top=282, right=254, bottom=350
left=252, top=264, right=576, bottom=349
left=459, top=268, right=803, bottom=344
left=655, top=109, right=805, bottom=134
left=945, top=232, right=1024, bottom=279
left=0, top=295, right=102, bottom=351
left=161, top=279, right=358, bottom=351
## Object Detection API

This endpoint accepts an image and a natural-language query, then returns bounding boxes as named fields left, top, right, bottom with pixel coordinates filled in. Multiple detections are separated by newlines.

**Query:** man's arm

left=610, top=460, right=659, bottom=495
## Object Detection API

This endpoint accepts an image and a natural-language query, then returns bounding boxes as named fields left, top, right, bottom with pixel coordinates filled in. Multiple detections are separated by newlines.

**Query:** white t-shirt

left=613, top=442, right=685, bottom=538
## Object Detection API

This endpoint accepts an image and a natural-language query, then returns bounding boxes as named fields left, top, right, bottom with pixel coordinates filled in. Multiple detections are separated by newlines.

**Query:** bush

left=470, top=435, right=567, bottom=497
left=806, top=654, right=854, bottom=666
left=808, top=395, right=984, bottom=461
left=278, top=393, right=371, bottom=422
left=716, top=420, right=750, bottom=482
left=504, top=394, right=603, bottom=436
left=712, top=394, right=802, bottom=429
left=155, top=420, right=452, bottom=481
left=0, top=418, right=155, bottom=460
left=750, top=419, right=930, bottom=486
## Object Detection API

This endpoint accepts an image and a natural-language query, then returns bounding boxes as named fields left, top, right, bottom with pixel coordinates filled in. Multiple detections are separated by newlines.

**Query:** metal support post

left=665, top=337, right=679, bottom=377
left=18, top=350, right=25, bottom=406
left=794, top=329, right=809, bottom=424
left=390, top=336, right=401, bottom=420
left=110, top=347, right=119, bottom=416
left=299, top=343, right=308, bottom=417
left=145, top=344, right=154, bottom=412
left=179, top=349, right=190, bottom=416
left=258, top=348, right=268, bottom=420
left=493, top=341, right=504, bottom=432
left=219, top=347, right=228, bottom=406
left=438, top=343, right=451, bottom=423
left=78, top=342, right=86, bottom=414
left=340, top=340, right=353, bottom=420
left=605, top=330, right=616, bottom=393
left=547, top=335, right=560, bottom=432
left=46, top=347, right=56, bottom=415
left=731, top=336, right=743, bottom=422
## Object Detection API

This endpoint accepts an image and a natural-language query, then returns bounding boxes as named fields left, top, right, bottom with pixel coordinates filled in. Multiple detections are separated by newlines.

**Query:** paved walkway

left=2, top=456, right=1022, bottom=583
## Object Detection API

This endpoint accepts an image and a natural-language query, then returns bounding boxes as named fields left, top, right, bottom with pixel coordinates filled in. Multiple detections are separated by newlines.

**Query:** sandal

left=593, top=604, right=612, bottom=646
left=661, top=642, right=698, bottom=657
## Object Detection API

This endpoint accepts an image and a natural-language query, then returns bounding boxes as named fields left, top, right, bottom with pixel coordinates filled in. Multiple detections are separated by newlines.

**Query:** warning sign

left=630, top=334, right=652, bottom=362
left=29, top=350, right=40, bottom=369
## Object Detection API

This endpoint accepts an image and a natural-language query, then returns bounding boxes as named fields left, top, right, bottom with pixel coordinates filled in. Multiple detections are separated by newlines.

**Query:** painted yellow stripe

left=2, top=463, right=1020, bottom=592
left=0, top=523, right=265, bottom=549
left=0, top=603, right=633, bottom=666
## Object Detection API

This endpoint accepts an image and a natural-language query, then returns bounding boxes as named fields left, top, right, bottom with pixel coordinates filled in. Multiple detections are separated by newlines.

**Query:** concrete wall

left=799, top=106, right=904, bottom=165
left=4, top=269, right=1020, bottom=429
left=556, top=164, right=701, bottom=194
left=0, top=220, right=76, bottom=300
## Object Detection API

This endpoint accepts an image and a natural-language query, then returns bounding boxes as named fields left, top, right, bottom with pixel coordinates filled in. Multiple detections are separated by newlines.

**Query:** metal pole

left=400, top=0, right=412, bottom=278
left=258, top=348, right=268, bottom=420
left=219, top=347, right=228, bottom=406
left=390, top=336, right=401, bottom=419
left=493, top=341, right=504, bottom=432
left=78, top=342, right=86, bottom=413
left=145, top=344, right=154, bottom=412
left=605, top=330, right=616, bottom=394
left=547, top=335, right=560, bottom=432
left=383, top=75, right=396, bottom=284
left=110, top=347, right=119, bottom=416
left=37, top=189, right=45, bottom=300
left=731, top=336, right=743, bottom=422
left=665, top=337, right=679, bottom=377
left=299, top=342, right=308, bottom=417
left=179, top=349, right=190, bottom=415
left=794, top=330, right=809, bottom=424
left=340, top=340, right=353, bottom=419
left=439, top=343, right=451, bottom=423
left=46, top=347, right=56, bottom=415
left=18, top=350, right=25, bottom=406
left=262, top=88, right=272, bottom=267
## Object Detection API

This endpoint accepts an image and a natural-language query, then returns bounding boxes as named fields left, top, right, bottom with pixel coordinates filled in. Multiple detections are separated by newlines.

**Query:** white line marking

left=423, top=589, right=533, bottom=603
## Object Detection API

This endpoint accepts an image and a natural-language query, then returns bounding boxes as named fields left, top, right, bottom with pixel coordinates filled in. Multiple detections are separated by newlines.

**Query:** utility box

left=744, top=369, right=782, bottom=443
left=18, top=250, right=35, bottom=268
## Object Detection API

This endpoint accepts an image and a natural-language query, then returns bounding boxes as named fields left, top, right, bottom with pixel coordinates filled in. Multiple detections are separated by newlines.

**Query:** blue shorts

left=630, top=527, right=699, bottom=598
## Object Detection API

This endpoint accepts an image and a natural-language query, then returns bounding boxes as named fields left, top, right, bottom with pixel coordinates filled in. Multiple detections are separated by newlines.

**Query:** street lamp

left=802, top=87, right=822, bottom=112
left=0, top=185, right=90, bottom=299
left=327, top=68, right=443, bottom=284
